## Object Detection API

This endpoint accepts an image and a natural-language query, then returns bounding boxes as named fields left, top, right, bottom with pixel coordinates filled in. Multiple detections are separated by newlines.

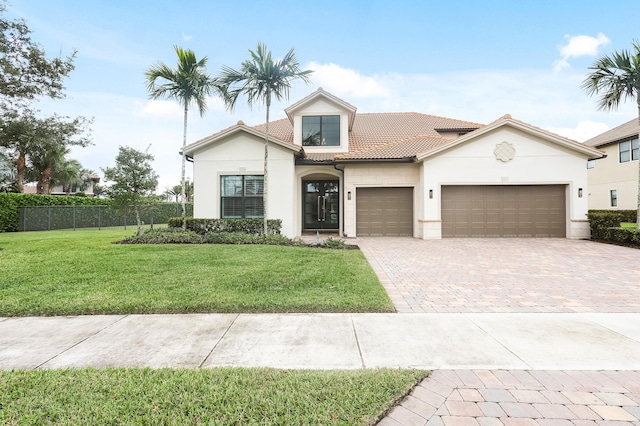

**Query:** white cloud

left=546, top=120, right=611, bottom=142
left=182, top=33, right=193, bottom=41
left=306, top=62, right=392, bottom=98
left=553, top=33, right=610, bottom=72
left=137, top=100, right=183, bottom=119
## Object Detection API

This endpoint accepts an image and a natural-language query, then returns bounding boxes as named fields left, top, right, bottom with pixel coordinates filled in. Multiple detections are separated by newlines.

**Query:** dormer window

left=302, top=115, right=340, bottom=146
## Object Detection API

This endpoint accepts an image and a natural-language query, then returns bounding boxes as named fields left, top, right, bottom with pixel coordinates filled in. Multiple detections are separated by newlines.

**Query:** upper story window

left=587, top=159, right=595, bottom=169
left=619, top=138, right=639, bottom=163
left=302, top=115, right=340, bottom=146
left=221, top=175, right=263, bottom=218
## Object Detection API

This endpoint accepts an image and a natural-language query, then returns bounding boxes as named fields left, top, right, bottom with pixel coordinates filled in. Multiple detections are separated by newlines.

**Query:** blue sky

left=5, top=0, right=639, bottom=191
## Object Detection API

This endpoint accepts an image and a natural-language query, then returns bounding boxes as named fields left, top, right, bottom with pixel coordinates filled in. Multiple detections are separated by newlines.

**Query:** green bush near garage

left=587, top=209, right=639, bottom=247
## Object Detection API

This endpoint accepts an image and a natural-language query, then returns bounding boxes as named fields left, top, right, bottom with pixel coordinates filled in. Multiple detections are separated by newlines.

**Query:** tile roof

left=583, top=118, right=639, bottom=148
left=336, top=135, right=452, bottom=160
left=252, top=112, right=482, bottom=161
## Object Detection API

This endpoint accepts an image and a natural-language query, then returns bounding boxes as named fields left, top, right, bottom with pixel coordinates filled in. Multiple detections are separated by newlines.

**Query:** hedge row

left=0, top=193, right=111, bottom=232
left=168, top=217, right=282, bottom=235
left=587, top=209, right=639, bottom=248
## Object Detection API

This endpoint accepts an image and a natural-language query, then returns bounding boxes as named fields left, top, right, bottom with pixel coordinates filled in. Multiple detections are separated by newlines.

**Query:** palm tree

left=217, top=43, right=313, bottom=234
left=582, top=40, right=640, bottom=226
left=145, top=46, right=217, bottom=229
left=50, top=158, right=83, bottom=195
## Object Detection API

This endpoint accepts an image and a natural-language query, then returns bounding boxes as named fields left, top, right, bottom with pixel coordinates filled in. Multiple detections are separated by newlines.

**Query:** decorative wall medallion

left=494, top=141, right=515, bottom=162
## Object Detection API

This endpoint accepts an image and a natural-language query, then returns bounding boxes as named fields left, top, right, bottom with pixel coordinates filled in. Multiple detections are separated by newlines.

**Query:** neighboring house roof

left=183, top=120, right=300, bottom=154
left=583, top=118, right=639, bottom=148
left=417, top=114, right=605, bottom=160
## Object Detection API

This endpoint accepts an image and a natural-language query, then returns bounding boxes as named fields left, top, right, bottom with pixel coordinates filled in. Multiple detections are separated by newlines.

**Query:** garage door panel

left=357, top=187, right=413, bottom=236
left=441, top=185, right=566, bottom=238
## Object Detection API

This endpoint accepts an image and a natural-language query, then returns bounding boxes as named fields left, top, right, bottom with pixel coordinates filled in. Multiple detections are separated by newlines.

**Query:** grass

left=0, top=229, right=395, bottom=316
left=0, top=368, right=428, bottom=425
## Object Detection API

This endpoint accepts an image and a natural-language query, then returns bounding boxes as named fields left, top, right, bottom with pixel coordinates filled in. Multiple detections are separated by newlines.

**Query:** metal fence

left=18, top=203, right=194, bottom=231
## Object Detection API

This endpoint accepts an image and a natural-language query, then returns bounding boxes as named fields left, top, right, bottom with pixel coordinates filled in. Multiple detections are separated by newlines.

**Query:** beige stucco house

left=583, top=118, right=639, bottom=210
left=184, top=88, right=603, bottom=239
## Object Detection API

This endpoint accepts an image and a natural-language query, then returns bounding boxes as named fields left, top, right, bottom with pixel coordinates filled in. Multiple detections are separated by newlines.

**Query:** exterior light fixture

left=347, top=191, right=351, bottom=200
left=578, top=188, right=583, bottom=198
left=429, top=189, right=433, bottom=199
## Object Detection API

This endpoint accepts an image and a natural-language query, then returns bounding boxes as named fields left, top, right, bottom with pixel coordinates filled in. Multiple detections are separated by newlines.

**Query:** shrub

left=168, top=217, right=282, bottom=235
left=0, top=193, right=111, bottom=232
left=321, top=237, right=350, bottom=249
left=116, top=229, right=204, bottom=244
left=587, top=209, right=639, bottom=248
left=203, top=232, right=291, bottom=246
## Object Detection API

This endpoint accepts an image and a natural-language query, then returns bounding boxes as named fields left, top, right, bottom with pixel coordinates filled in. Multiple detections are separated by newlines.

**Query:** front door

left=303, top=180, right=339, bottom=231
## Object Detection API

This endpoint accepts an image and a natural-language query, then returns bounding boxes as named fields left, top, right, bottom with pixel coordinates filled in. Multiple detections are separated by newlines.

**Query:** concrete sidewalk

left=1, top=313, right=639, bottom=370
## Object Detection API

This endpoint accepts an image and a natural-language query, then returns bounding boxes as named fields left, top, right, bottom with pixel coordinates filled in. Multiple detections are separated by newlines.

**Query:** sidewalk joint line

left=199, top=313, right=239, bottom=368
left=462, top=313, right=533, bottom=370
left=34, top=314, right=129, bottom=370
left=350, top=314, right=366, bottom=368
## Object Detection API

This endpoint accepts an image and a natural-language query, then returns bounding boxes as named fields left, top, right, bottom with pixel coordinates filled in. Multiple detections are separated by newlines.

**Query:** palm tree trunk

left=263, top=91, right=270, bottom=236
left=16, top=151, right=26, bottom=193
left=37, top=167, right=52, bottom=194
left=181, top=106, right=188, bottom=231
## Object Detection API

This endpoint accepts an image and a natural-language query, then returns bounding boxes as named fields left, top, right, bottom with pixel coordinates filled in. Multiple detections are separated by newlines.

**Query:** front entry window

left=303, top=180, right=339, bottom=230
left=302, top=116, right=340, bottom=146
left=221, top=175, right=263, bottom=218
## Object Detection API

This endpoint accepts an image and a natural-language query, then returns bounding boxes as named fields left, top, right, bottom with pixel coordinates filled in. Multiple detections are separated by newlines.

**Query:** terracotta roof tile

left=336, top=135, right=453, bottom=160
left=252, top=112, right=482, bottom=161
left=583, top=118, right=639, bottom=147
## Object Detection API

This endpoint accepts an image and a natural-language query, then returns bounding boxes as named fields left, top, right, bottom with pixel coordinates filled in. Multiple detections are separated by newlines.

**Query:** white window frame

left=610, top=189, right=618, bottom=208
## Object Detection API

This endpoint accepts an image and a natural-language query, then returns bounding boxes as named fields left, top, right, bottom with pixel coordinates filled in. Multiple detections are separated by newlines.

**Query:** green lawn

left=0, top=368, right=428, bottom=425
left=0, top=229, right=395, bottom=316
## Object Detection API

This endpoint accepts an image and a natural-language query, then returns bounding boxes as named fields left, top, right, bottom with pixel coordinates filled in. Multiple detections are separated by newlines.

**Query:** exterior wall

left=192, top=132, right=297, bottom=237
left=421, top=127, right=591, bottom=239
left=587, top=143, right=639, bottom=210
left=343, top=163, right=422, bottom=238
left=291, top=98, right=350, bottom=153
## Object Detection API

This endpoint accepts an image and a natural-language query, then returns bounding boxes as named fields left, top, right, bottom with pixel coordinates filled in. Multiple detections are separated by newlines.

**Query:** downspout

left=333, top=163, right=346, bottom=237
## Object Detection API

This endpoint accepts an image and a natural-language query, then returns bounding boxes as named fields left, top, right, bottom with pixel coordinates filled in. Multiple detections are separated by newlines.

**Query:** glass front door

left=303, top=180, right=339, bottom=231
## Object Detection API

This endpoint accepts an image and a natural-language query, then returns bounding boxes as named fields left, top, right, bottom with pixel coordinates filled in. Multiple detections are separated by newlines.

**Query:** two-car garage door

left=441, top=185, right=566, bottom=237
left=355, top=185, right=566, bottom=237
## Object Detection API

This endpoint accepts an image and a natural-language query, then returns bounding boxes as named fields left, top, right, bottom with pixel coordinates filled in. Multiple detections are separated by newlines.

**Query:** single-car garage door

left=357, top=187, right=413, bottom=236
left=441, top=185, right=566, bottom=237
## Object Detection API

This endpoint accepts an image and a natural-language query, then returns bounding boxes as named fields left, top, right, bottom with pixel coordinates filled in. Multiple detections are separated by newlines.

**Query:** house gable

left=284, top=88, right=356, bottom=154
left=418, top=116, right=604, bottom=161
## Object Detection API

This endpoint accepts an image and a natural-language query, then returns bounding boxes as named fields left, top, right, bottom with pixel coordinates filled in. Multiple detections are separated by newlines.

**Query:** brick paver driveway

left=362, top=238, right=640, bottom=426
left=357, top=238, right=640, bottom=313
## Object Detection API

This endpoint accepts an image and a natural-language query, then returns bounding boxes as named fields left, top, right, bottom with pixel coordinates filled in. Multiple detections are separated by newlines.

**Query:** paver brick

left=512, top=390, right=550, bottom=404
left=536, top=419, right=574, bottom=426
left=533, top=403, right=578, bottom=420
left=480, top=388, right=517, bottom=403
left=567, top=404, right=603, bottom=420
left=563, top=392, right=605, bottom=405
left=478, top=402, right=507, bottom=418
left=441, top=417, right=479, bottom=426
left=500, top=402, right=542, bottom=418
left=500, top=418, right=539, bottom=426
left=388, top=406, right=428, bottom=426
left=403, top=395, right=438, bottom=419
left=445, top=401, right=483, bottom=417
left=477, top=418, right=503, bottom=426
left=413, top=385, right=448, bottom=408
left=590, top=405, right=638, bottom=421
left=594, top=393, right=638, bottom=407
left=459, top=389, right=484, bottom=402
